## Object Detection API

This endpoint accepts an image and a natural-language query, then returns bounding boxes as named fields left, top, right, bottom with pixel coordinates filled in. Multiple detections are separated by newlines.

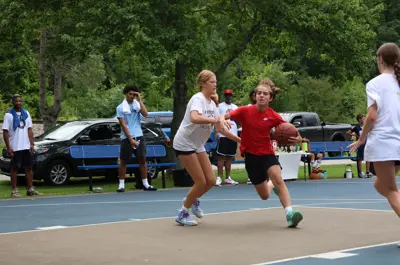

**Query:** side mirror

left=321, top=122, right=326, bottom=126
left=78, top=135, right=90, bottom=142
left=293, top=121, right=301, bottom=127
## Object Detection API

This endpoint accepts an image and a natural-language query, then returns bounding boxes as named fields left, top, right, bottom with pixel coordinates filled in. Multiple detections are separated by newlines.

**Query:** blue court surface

left=0, top=177, right=399, bottom=265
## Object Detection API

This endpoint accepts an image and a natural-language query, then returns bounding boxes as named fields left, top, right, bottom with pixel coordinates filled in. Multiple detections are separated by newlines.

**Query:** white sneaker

left=247, top=178, right=252, bottom=185
left=225, top=177, right=239, bottom=185
left=215, top=177, right=222, bottom=186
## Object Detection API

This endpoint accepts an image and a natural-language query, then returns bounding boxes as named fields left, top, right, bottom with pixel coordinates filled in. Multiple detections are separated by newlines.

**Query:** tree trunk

left=39, top=29, right=47, bottom=120
left=171, top=61, right=188, bottom=140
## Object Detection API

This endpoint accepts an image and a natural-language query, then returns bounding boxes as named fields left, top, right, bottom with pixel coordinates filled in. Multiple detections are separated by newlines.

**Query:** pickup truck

left=279, top=112, right=352, bottom=142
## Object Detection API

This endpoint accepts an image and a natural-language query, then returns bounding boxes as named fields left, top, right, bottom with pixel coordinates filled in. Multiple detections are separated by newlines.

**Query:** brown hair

left=257, top=78, right=281, bottom=100
left=196, top=70, right=215, bottom=91
left=377, top=43, right=400, bottom=85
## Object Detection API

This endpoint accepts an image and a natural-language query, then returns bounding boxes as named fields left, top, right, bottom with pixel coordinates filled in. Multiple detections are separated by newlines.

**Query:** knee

left=260, top=193, right=270, bottom=200
left=207, top=177, right=216, bottom=188
left=374, top=179, right=391, bottom=196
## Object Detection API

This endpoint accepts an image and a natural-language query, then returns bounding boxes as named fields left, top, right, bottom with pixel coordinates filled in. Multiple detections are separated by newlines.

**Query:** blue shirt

left=116, top=101, right=143, bottom=139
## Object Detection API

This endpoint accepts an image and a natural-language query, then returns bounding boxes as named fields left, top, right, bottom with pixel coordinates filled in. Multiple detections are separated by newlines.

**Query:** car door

left=76, top=123, right=119, bottom=166
left=303, top=114, right=323, bottom=142
left=291, top=115, right=313, bottom=141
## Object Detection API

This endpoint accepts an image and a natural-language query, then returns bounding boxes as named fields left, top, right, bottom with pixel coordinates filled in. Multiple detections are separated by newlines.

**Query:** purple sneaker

left=182, top=198, right=204, bottom=218
left=175, top=210, right=197, bottom=226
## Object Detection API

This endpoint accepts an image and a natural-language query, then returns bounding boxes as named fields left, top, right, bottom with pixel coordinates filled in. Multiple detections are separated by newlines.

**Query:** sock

left=119, top=179, right=125, bottom=189
left=316, top=160, right=321, bottom=168
left=285, top=206, right=293, bottom=215
left=142, top=178, right=150, bottom=188
left=181, top=206, right=189, bottom=212
left=311, top=160, right=315, bottom=167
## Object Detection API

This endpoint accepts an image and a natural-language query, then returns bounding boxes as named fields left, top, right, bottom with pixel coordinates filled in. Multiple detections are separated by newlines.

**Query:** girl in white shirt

left=350, top=42, right=400, bottom=218
left=173, top=70, right=241, bottom=226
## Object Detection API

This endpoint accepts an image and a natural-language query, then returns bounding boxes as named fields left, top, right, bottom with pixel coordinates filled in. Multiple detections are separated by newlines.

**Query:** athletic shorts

left=10, top=150, right=32, bottom=169
left=244, top=153, right=281, bottom=185
left=173, top=148, right=206, bottom=157
left=357, top=144, right=365, bottom=160
left=120, top=136, right=146, bottom=161
left=216, top=137, right=237, bottom=157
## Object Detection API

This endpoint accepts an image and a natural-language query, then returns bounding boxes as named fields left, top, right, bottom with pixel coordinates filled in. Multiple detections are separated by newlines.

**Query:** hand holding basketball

left=274, top=123, right=299, bottom=145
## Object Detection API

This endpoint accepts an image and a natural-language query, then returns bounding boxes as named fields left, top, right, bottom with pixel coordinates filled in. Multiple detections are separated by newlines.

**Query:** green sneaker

left=286, top=209, right=303, bottom=228
left=272, top=187, right=279, bottom=196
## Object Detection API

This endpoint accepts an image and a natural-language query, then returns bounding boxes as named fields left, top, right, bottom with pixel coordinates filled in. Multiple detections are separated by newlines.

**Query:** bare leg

left=225, top=157, right=232, bottom=179
left=217, top=156, right=224, bottom=178
left=10, top=168, right=18, bottom=190
left=373, top=161, right=400, bottom=217
left=25, top=166, right=33, bottom=188
left=267, top=165, right=292, bottom=208
left=196, top=152, right=217, bottom=198
left=178, top=154, right=207, bottom=209
left=254, top=179, right=274, bottom=200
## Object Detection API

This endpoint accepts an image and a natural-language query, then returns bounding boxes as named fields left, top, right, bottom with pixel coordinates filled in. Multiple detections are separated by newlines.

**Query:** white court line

left=250, top=241, right=400, bottom=265
left=0, top=207, right=282, bottom=236
left=0, top=204, right=392, bottom=236
left=0, top=198, right=386, bottom=208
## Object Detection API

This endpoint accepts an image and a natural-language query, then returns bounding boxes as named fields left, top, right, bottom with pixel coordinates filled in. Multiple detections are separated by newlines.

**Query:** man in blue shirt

left=116, top=85, right=157, bottom=192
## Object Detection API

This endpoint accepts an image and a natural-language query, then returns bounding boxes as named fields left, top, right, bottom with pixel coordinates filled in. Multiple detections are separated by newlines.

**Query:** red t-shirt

left=229, top=105, right=286, bottom=156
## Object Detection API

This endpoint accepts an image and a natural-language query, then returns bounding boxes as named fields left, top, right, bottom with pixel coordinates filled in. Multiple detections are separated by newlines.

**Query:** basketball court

left=0, top=178, right=399, bottom=265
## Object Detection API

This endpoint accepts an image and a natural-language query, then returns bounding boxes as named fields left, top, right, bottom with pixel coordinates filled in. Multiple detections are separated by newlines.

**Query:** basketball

left=274, top=123, right=298, bottom=145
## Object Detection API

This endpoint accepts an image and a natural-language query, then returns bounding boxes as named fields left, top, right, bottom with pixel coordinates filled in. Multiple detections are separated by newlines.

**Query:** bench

left=70, top=145, right=177, bottom=191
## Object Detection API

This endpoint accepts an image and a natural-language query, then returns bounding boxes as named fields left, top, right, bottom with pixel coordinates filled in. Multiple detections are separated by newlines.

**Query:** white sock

left=311, top=160, right=315, bottom=167
left=316, top=160, right=321, bottom=168
left=119, top=179, right=125, bottom=189
left=181, top=206, right=189, bottom=212
left=142, top=178, right=150, bottom=188
left=285, top=206, right=293, bottom=215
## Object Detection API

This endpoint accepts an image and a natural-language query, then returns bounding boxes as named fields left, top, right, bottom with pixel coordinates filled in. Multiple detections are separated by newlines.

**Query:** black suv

left=0, top=118, right=172, bottom=185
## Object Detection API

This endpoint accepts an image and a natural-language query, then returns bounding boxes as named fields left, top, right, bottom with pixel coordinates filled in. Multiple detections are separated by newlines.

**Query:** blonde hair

left=210, top=93, right=219, bottom=106
left=257, top=78, right=281, bottom=100
left=196, top=70, right=215, bottom=91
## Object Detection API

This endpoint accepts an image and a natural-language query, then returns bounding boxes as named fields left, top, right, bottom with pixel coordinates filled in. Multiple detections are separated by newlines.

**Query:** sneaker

left=11, top=188, right=21, bottom=198
left=26, top=187, right=43, bottom=196
left=286, top=209, right=303, bottom=228
left=358, top=172, right=367, bottom=178
left=144, top=185, right=157, bottom=191
left=224, top=177, right=239, bottom=185
left=247, top=178, right=252, bottom=185
left=215, top=177, right=222, bottom=186
left=175, top=210, right=198, bottom=226
left=366, top=172, right=375, bottom=178
left=183, top=198, right=204, bottom=218
left=117, top=187, right=125, bottom=192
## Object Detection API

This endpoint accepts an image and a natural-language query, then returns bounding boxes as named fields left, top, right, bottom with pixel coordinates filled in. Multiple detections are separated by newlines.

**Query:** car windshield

left=279, top=113, right=291, bottom=122
left=37, top=122, right=89, bottom=141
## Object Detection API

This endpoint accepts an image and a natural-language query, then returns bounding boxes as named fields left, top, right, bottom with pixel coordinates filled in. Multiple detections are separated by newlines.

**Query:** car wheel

left=44, top=160, right=71, bottom=185
left=147, top=159, right=159, bottom=179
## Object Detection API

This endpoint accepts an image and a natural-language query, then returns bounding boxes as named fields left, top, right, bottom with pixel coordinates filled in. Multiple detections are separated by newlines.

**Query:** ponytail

left=394, top=62, right=400, bottom=86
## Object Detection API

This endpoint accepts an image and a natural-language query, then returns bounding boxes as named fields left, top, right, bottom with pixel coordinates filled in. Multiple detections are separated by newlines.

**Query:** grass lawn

left=0, top=163, right=364, bottom=199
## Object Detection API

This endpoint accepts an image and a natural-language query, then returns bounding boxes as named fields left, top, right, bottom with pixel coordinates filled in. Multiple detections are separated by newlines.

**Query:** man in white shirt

left=215, top=89, right=239, bottom=186
left=2, top=94, right=42, bottom=198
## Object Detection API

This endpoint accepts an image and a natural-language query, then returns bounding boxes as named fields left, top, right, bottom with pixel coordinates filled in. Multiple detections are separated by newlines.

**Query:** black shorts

left=216, top=137, right=237, bottom=157
left=244, top=153, right=281, bottom=185
left=120, top=136, right=146, bottom=161
left=357, top=144, right=365, bottom=160
left=10, top=150, right=32, bottom=169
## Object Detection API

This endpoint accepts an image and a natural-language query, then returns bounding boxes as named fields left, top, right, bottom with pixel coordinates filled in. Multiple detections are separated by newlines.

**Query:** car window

left=143, top=126, right=159, bottom=139
left=85, top=125, right=113, bottom=141
left=305, top=115, right=318, bottom=126
left=292, top=116, right=304, bottom=127
left=38, top=122, right=90, bottom=140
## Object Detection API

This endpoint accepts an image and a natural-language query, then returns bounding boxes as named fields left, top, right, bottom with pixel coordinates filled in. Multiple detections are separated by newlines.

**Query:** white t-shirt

left=364, top=73, right=400, bottom=161
left=173, top=92, right=220, bottom=153
left=2, top=110, right=33, bottom=151
left=218, top=102, right=238, bottom=137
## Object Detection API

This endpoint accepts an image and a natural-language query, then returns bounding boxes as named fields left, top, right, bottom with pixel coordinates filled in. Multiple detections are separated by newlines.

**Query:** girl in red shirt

left=220, top=80, right=304, bottom=227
